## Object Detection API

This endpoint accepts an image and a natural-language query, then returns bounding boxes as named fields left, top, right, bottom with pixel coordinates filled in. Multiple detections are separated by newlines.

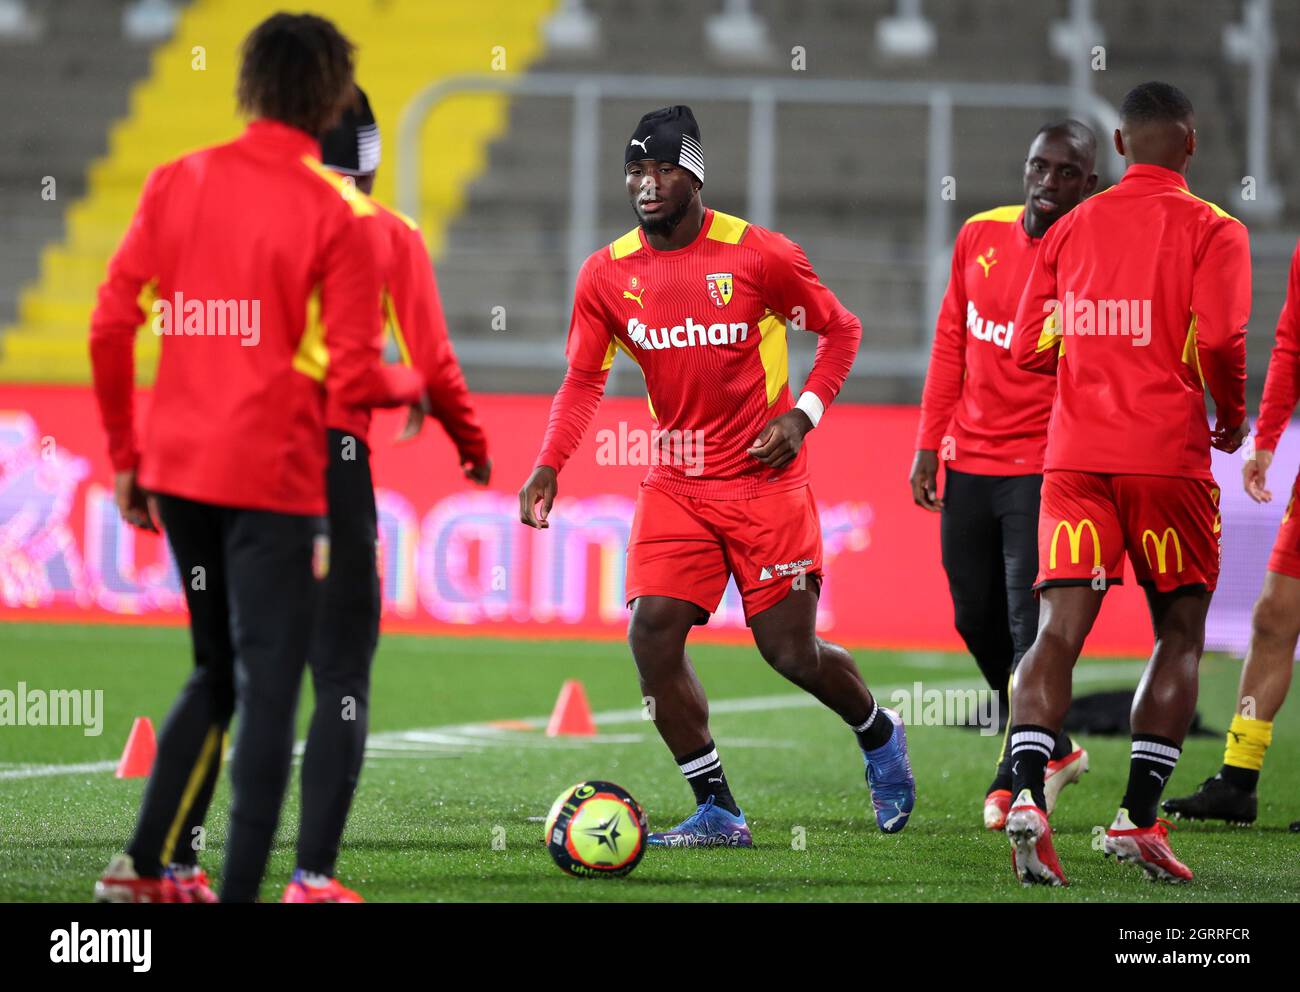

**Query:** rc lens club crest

left=706, top=272, right=733, bottom=307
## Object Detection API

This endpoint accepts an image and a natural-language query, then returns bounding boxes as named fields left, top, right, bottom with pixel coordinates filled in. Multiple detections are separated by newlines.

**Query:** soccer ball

left=543, top=780, right=647, bottom=878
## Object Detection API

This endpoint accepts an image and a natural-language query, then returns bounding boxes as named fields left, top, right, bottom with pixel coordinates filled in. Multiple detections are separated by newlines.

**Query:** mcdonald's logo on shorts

left=1141, top=527, right=1183, bottom=574
left=1049, top=519, right=1101, bottom=569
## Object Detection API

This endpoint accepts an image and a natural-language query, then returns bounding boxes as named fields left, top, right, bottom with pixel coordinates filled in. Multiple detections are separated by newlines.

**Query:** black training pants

left=127, top=494, right=321, bottom=902
left=296, top=429, right=381, bottom=876
left=939, top=468, right=1042, bottom=712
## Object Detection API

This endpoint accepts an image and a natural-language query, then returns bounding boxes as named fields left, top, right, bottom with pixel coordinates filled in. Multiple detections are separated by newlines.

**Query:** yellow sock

left=1223, top=713, right=1273, bottom=772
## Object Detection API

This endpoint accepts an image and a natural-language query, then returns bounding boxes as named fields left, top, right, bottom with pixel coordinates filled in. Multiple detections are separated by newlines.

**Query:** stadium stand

left=0, top=0, right=555, bottom=382
left=0, top=0, right=1295, bottom=404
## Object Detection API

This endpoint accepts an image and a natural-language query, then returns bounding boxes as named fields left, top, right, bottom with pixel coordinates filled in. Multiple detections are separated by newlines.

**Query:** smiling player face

left=625, top=158, right=698, bottom=237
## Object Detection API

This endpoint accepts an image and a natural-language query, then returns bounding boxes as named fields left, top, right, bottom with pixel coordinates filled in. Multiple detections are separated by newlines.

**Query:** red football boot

left=94, top=854, right=176, bottom=903
left=281, top=870, right=364, bottom=903
left=1005, top=791, right=1068, bottom=886
left=983, top=789, right=1012, bottom=831
left=1103, top=809, right=1193, bottom=882
left=167, top=865, right=219, bottom=903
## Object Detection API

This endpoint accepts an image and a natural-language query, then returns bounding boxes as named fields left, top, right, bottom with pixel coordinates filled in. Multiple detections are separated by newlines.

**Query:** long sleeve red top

left=1254, top=238, right=1300, bottom=453
left=916, top=205, right=1056, bottom=474
left=1011, top=164, right=1250, bottom=479
left=534, top=209, right=860, bottom=500
left=89, top=119, right=422, bottom=515
left=326, top=200, right=489, bottom=468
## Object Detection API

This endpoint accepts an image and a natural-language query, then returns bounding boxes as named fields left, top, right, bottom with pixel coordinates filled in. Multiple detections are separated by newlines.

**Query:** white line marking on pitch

left=0, top=662, right=1147, bottom=779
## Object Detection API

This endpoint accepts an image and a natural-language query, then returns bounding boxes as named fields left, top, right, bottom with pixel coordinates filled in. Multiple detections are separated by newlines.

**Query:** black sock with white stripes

left=851, top=698, right=894, bottom=752
left=1123, top=734, right=1181, bottom=828
left=675, top=740, right=741, bottom=816
left=1009, top=724, right=1056, bottom=810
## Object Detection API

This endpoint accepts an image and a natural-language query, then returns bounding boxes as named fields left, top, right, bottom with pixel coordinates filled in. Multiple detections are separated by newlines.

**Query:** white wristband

left=795, top=391, right=825, bottom=428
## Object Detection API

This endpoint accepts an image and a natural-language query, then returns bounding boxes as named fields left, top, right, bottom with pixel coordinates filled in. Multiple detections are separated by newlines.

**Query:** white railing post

left=397, top=74, right=1127, bottom=380
left=924, top=88, right=953, bottom=344
left=1224, top=0, right=1283, bottom=220
left=566, top=81, right=601, bottom=324
left=747, top=87, right=776, bottom=230
left=1050, top=0, right=1104, bottom=123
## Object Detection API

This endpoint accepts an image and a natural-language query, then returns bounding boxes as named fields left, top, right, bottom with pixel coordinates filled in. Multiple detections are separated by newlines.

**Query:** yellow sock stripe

left=996, top=672, right=1014, bottom=765
left=1223, top=714, right=1273, bottom=772
left=160, top=725, right=222, bottom=867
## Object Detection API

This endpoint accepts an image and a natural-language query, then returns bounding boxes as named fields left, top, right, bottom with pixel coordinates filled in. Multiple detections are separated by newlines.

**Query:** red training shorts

left=1268, top=474, right=1300, bottom=579
left=625, top=482, right=823, bottom=624
left=1035, top=470, right=1221, bottom=592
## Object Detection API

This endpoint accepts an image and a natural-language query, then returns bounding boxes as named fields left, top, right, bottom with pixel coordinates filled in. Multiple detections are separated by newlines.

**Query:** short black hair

left=237, top=13, right=355, bottom=136
left=1119, top=81, right=1194, bottom=126
left=1034, top=119, right=1097, bottom=165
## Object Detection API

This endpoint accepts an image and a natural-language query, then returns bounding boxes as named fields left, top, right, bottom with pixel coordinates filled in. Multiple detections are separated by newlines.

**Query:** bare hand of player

left=1243, top=447, right=1273, bottom=503
left=1211, top=420, right=1249, bottom=454
left=518, top=465, right=557, bottom=529
left=396, top=403, right=425, bottom=441
left=114, top=469, right=157, bottom=533
left=909, top=449, right=942, bottom=511
left=463, top=457, right=492, bottom=487
left=746, top=410, right=813, bottom=470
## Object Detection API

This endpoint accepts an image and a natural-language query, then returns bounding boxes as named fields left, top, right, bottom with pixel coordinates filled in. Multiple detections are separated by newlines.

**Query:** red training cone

left=545, top=679, right=597, bottom=737
left=115, top=717, right=156, bottom=779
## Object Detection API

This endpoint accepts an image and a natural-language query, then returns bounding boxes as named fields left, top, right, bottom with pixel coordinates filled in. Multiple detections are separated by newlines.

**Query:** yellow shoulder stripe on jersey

left=293, top=286, right=328, bottom=382
left=1179, top=188, right=1242, bottom=224
left=600, top=338, right=617, bottom=372
left=300, top=154, right=377, bottom=217
left=611, top=337, right=656, bottom=419
left=963, top=205, right=1023, bottom=226
left=706, top=210, right=749, bottom=244
left=1182, top=313, right=1205, bottom=383
left=610, top=228, right=643, bottom=260
left=137, top=278, right=159, bottom=323
left=385, top=289, right=414, bottom=367
left=758, top=311, right=788, bottom=406
left=388, top=205, right=420, bottom=231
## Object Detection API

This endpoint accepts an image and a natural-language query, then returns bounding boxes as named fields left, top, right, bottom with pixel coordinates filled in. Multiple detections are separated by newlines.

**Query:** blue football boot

left=862, top=707, right=916, bottom=833
left=647, top=796, right=753, bottom=847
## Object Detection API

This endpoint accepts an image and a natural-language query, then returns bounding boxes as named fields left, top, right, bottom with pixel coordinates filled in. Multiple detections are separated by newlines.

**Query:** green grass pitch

left=0, top=622, right=1296, bottom=902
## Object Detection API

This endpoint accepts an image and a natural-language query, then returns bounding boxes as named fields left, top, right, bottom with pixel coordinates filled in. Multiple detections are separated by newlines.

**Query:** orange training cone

left=545, top=679, right=597, bottom=737
left=115, top=717, right=157, bottom=779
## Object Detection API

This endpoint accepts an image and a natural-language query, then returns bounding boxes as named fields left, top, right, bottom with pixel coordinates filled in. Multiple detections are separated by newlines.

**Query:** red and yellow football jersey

left=1012, top=164, right=1250, bottom=479
left=916, top=205, right=1056, bottom=474
left=541, top=208, right=861, bottom=500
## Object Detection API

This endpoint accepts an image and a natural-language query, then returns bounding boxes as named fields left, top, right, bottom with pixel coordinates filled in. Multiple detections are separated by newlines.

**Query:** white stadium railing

left=397, top=72, right=1124, bottom=384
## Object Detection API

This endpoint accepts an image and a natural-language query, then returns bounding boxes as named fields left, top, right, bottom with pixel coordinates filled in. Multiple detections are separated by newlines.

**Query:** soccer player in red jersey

left=1164, top=238, right=1300, bottom=832
left=159, top=87, right=492, bottom=904
left=912, top=122, right=1097, bottom=831
left=518, top=106, right=915, bottom=844
left=91, top=15, right=425, bottom=903
left=1003, top=82, right=1250, bottom=885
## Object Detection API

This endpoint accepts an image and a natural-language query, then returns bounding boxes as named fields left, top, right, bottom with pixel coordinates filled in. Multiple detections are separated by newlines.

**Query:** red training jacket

left=916, top=205, right=1056, bottom=475
left=89, top=119, right=422, bottom=515
left=1011, top=163, right=1250, bottom=479
left=325, top=199, right=488, bottom=468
